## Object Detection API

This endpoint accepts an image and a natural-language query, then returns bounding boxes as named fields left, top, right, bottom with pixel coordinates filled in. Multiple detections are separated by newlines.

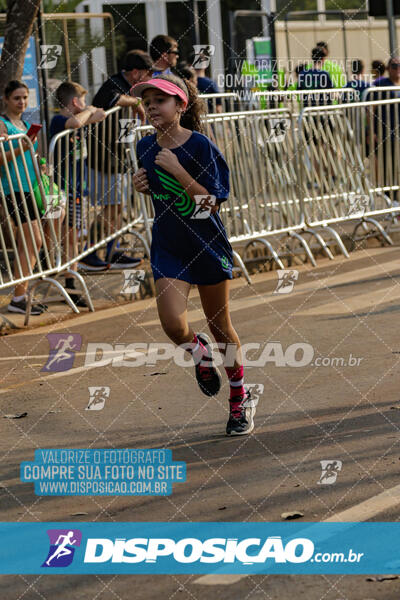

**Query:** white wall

left=275, top=19, right=395, bottom=77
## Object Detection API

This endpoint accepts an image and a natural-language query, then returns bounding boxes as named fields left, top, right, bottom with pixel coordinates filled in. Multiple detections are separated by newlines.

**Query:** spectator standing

left=92, top=49, right=152, bottom=115
left=90, top=50, right=153, bottom=269
left=371, top=57, right=400, bottom=102
left=372, top=59, right=386, bottom=84
left=50, top=81, right=106, bottom=305
left=149, top=35, right=179, bottom=76
left=298, top=47, right=334, bottom=106
left=0, top=80, right=47, bottom=315
left=345, top=59, right=370, bottom=100
left=316, top=41, right=346, bottom=88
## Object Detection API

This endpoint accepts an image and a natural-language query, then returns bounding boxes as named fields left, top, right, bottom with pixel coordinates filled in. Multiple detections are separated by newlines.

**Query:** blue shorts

left=151, top=233, right=234, bottom=286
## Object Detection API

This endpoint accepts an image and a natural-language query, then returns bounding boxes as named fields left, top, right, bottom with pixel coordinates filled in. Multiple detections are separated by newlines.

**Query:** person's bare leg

left=13, top=221, right=42, bottom=297
left=155, top=277, right=192, bottom=345
left=156, top=277, right=224, bottom=397
left=60, top=227, right=78, bottom=273
left=198, top=279, right=242, bottom=370
left=198, top=279, right=252, bottom=435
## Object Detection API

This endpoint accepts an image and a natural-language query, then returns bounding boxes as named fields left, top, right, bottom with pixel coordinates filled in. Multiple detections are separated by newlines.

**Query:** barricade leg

left=24, top=277, right=80, bottom=326
left=321, top=225, right=350, bottom=258
left=287, top=231, right=317, bottom=267
left=303, top=228, right=335, bottom=260
left=351, top=217, right=393, bottom=251
left=127, top=229, right=151, bottom=259
left=108, top=229, right=150, bottom=262
left=243, top=239, right=284, bottom=270
left=232, top=250, right=252, bottom=284
left=63, top=268, right=94, bottom=312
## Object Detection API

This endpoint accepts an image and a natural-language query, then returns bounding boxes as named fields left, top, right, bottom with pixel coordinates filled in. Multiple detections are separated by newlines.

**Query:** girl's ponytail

left=180, top=78, right=206, bottom=133
left=154, top=74, right=207, bottom=133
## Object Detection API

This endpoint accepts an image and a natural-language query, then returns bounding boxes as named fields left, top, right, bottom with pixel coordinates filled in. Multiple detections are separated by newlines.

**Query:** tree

left=0, top=0, right=41, bottom=94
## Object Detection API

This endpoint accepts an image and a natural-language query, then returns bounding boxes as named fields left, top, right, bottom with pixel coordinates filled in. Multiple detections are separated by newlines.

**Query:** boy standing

left=50, top=81, right=106, bottom=306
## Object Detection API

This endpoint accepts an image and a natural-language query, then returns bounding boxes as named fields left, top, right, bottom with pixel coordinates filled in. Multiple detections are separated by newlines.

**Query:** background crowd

left=0, top=32, right=398, bottom=315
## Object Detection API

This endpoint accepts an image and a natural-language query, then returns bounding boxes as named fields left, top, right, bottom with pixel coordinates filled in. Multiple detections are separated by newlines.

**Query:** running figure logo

left=274, top=270, right=299, bottom=294
left=121, top=269, right=146, bottom=294
left=191, top=195, right=216, bottom=219
left=268, top=118, right=290, bottom=143
left=346, top=192, right=370, bottom=218
left=39, top=45, right=62, bottom=69
left=42, top=529, right=82, bottom=567
left=43, top=194, right=63, bottom=220
left=243, top=384, right=264, bottom=409
left=86, top=386, right=110, bottom=410
left=192, top=45, right=215, bottom=69
left=42, top=333, right=82, bottom=372
left=318, top=460, right=342, bottom=485
left=118, top=118, right=139, bottom=143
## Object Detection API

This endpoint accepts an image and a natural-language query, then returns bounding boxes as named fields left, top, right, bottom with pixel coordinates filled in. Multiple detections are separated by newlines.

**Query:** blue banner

left=0, top=522, right=400, bottom=574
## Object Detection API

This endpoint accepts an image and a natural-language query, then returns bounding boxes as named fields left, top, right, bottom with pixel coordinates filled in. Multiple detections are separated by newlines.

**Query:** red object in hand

left=26, top=123, right=42, bottom=138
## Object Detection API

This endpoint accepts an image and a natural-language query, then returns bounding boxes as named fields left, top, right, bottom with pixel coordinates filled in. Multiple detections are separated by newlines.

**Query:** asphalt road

left=2, top=246, right=400, bottom=599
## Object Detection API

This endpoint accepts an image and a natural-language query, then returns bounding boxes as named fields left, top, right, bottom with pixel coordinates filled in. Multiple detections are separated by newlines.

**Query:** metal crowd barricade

left=199, top=92, right=241, bottom=113
left=131, top=108, right=345, bottom=278
left=203, top=109, right=325, bottom=269
left=6, top=94, right=399, bottom=320
left=128, top=124, right=154, bottom=251
left=298, top=98, right=400, bottom=250
left=47, top=105, right=150, bottom=294
left=201, top=89, right=357, bottom=116
left=361, top=85, right=400, bottom=102
left=128, top=100, right=400, bottom=282
left=250, top=89, right=358, bottom=132
left=0, top=133, right=86, bottom=324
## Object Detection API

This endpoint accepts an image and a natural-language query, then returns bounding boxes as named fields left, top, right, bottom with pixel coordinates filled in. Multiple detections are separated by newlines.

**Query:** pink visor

left=131, top=78, right=188, bottom=108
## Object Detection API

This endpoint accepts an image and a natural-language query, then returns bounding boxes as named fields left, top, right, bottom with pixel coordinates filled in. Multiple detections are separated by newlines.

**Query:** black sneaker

left=195, top=332, right=222, bottom=396
left=226, top=389, right=255, bottom=436
left=79, top=253, right=109, bottom=271
left=8, top=297, right=48, bottom=316
left=107, top=251, right=142, bottom=270
left=63, top=293, right=88, bottom=308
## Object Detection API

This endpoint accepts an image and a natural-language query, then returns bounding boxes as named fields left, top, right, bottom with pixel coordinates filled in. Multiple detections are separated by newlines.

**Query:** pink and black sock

left=186, top=333, right=209, bottom=368
left=225, top=365, right=246, bottom=401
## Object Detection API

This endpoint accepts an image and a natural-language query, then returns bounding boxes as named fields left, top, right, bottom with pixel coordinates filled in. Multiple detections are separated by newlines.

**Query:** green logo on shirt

left=221, top=255, right=230, bottom=270
left=155, top=168, right=195, bottom=217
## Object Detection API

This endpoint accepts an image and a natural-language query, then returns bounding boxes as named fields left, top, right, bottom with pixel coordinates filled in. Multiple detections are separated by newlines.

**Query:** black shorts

left=3, top=191, right=40, bottom=226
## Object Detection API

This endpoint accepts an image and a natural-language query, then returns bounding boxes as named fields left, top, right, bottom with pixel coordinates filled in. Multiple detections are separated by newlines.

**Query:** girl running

left=132, top=74, right=254, bottom=435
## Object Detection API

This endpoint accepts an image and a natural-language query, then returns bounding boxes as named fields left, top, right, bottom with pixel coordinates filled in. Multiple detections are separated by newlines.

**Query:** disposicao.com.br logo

left=80, top=536, right=363, bottom=566
left=84, top=536, right=313, bottom=564
left=0, top=522, right=379, bottom=574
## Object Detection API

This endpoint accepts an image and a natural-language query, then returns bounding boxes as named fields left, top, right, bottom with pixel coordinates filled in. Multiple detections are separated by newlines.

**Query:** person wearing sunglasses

left=150, top=35, right=179, bottom=76
left=376, top=57, right=400, bottom=89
